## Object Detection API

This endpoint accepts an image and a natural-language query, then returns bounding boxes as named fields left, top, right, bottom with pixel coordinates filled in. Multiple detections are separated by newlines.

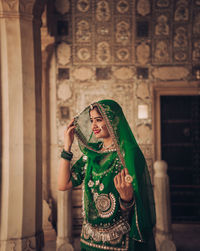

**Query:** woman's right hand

left=64, top=118, right=76, bottom=151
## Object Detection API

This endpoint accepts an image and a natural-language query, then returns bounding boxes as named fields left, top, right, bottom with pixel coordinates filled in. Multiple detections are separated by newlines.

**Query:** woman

left=58, top=99, right=156, bottom=251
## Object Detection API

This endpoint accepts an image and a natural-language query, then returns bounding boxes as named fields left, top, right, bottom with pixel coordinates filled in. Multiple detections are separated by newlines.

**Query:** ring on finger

left=125, top=174, right=133, bottom=184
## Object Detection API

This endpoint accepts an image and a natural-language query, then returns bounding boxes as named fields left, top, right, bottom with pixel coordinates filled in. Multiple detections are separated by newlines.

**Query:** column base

left=56, top=238, right=74, bottom=251
left=155, top=229, right=176, bottom=251
left=0, top=231, right=44, bottom=251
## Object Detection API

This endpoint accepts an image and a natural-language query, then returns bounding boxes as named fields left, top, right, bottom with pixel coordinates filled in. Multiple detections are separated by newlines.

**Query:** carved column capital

left=0, top=0, right=46, bottom=19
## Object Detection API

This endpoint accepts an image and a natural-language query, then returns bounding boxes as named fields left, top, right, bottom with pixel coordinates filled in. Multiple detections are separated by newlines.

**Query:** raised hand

left=114, top=168, right=134, bottom=202
left=64, top=118, right=76, bottom=151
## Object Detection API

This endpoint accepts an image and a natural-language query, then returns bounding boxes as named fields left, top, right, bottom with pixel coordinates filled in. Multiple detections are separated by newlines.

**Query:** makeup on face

left=90, top=109, right=110, bottom=138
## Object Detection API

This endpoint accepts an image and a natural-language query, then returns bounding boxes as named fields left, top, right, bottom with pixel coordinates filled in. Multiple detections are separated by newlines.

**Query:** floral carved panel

left=153, top=40, right=170, bottom=64
left=96, top=41, right=111, bottom=64
left=174, top=26, right=188, bottom=48
left=75, top=19, right=92, bottom=43
left=193, top=11, right=200, bottom=36
left=192, top=40, right=200, bottom=61
left=116, top=0, right=129, bottom=14
left=76, top=47, right=92, bottom=62
left=136, top=41, right=150, bottom=65
left=137, top=0, right=151, bottom=16
left=76, top=0, right=90, bottom=13
left=174, top=0, right=189, bottom=22
left=156, top=0, right=170, bottom=8
left=96, top=0, right=111, bottom=22
left=155, top=14, right=170, bottom=36
left=116, top=20, right=131, bottom=45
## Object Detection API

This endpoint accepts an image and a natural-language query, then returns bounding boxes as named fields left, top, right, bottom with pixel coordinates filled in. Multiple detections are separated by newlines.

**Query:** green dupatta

left=74, top=99, right=156, bottom=243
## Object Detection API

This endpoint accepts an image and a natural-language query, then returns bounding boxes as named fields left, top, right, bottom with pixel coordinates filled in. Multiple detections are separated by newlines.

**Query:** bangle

left=119, top=197, right=135, bottom=209
left=61, top=149, right=73, bottom=161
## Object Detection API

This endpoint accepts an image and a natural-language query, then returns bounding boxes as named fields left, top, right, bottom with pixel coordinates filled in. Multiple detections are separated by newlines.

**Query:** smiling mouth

left=93, top=130, right=101, bottom=135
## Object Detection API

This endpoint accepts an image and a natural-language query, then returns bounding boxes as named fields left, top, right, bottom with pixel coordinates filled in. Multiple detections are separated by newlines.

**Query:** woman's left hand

left=114, top=168, right=133, bottom=202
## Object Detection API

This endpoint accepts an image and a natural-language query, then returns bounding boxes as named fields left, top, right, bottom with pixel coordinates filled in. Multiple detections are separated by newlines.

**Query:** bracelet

left=119, top=197, right=135, bottom=209
left=61, top=149, right=73, bottom=161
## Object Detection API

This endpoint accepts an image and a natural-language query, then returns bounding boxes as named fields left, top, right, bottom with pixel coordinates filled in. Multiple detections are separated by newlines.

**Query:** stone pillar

left=0, top=1, right=45, bottom=250
left=57, top=191, right=74, bottom=251
left=41, top=5, right=57, bottom=242
left=154, top=161, right=176, bottom=251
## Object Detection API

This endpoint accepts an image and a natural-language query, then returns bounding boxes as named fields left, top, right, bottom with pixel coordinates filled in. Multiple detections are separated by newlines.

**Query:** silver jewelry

left=119, top=197, right=135, bottom=209
left=124, top=174, right=133, bottom=184
left=82, top=155, right=88, bottom=162
left=102, top=142, right=114, bottom=150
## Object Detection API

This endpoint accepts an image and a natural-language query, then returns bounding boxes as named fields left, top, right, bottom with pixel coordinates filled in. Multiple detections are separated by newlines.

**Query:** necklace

left=102, top=142, right=114, bottom=150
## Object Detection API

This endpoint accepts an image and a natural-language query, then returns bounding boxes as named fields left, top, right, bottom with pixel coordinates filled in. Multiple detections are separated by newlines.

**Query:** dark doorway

left=161, top=95, right=200, bottom=223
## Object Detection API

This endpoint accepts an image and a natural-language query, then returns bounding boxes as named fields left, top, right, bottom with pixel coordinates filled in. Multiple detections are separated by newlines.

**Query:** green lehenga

left=70, top=100, right=156, bottom=251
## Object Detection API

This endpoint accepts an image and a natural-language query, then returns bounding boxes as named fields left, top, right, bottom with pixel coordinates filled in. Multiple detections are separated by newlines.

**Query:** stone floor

left=43, top=224, right=200, bottom=251
left=172, top=224, right=200, bottom=251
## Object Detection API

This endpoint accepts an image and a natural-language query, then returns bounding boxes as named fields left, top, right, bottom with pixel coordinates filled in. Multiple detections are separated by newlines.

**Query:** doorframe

left=153, top=86, right=200, bottom=162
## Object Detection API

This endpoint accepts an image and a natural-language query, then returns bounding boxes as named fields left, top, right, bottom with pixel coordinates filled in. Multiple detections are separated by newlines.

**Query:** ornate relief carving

left=57, top=81, right=72, bottom=101
left=19, top=0, right=35, bottom=14
left=116, top=0, right=129, bottom=14
left=77, top=0, right=90, bottom=12
left=174, top=26, right=188, bottom=47
left=76, top=20, right=91, bottom=43
left=140, top=144, right=152, bottom=158
left=96, top=42, right=111, bottom=63
left=96, top=0, right=111, bottom=22
left=23, top=239, right=35, bottom=251
left=113, top=67, right=133, bottom=80
left=136, top=42, right=150, bottom=65
left=137, top=0, right=151, bottom=16
left=192, top=41, right=200, bottom=61
left=174, top=50, right=187, bottom=61
left=116, top=48, right=130, bottom=61
left=97, top=25, right=110, bottom=36
left=156, top=0, right=170, bottom=8
left=2, top=0, right=17, bottom=10
left=174, top=0, right=189, bottom=22
left=155, top=15, right=169, bottom=36
left=56, top=42, right=71, bottom=65
left=136, top=81, right=150, bottom=100
left=154, top=40, right=170, bottom=63
left=152, top=66, right=189, bottom=80
left=116, top=21, right=131, bottom=45
left=137, top=124, right=152, bottom=144
left=193, top=12, right=200, bottom=35
left=77, top=47, right=91, bottom=61
left=72, top=67, right=93, bottom=81
left=76, top=83, right=134, bottom=128
left=55, top=0, right=70, bottom=15
left=2, top=0, right=36, bottom=14
left=10, top=241, right=16, bottom=251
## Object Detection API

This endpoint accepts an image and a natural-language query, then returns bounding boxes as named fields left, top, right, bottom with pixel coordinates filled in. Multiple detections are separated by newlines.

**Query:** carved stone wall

left=44, top=0, right=200, bottom=240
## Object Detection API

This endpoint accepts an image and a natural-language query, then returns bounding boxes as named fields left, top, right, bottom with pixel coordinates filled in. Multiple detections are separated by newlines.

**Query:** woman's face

left=90, top=108, right=110, bottom=139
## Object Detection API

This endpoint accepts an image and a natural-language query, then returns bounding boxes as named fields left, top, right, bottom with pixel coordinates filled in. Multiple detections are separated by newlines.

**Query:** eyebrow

left=90, top=116, right=103, bottom=119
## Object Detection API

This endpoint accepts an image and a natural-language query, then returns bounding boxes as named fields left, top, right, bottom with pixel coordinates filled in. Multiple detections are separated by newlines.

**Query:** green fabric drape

left=73, top=99, right=156, bottom=250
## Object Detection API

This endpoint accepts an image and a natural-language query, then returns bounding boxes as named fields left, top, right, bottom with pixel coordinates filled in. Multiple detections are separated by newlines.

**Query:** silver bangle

left=119, top=197, right=135, bottom=209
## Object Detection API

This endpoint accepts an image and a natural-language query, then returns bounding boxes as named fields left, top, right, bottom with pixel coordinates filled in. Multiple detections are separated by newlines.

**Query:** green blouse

left=71, top=151, right=131, bottom=251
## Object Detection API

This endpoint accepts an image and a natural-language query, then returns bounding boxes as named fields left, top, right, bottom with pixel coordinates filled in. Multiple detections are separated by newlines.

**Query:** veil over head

left=74, top=99, right=156, bottom=242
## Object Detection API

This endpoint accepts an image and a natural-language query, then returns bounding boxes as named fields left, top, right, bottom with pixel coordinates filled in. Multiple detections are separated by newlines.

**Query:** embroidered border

left=81, top=233, right=129, bottom=251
